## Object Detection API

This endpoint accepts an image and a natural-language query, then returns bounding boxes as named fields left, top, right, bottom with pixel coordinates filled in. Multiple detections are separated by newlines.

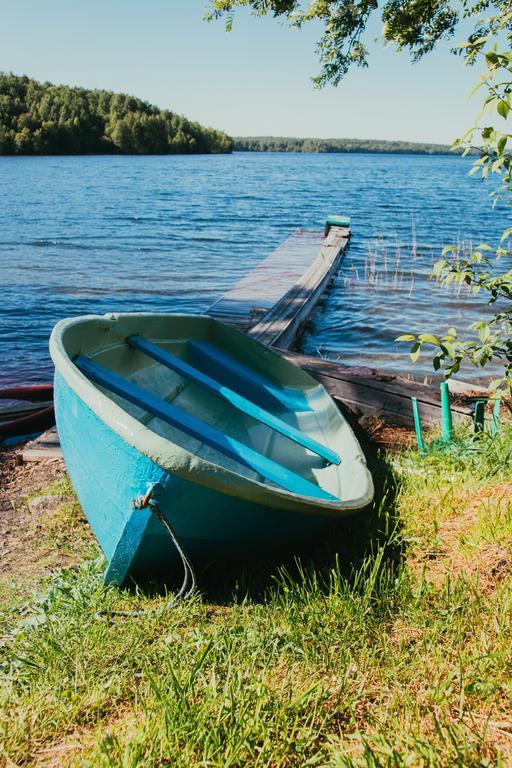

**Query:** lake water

left=0, top=153, right=508, bottom=387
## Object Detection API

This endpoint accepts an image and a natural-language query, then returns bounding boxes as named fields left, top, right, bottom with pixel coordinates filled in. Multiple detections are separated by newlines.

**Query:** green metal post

left=440, top=381, right=453, bottom=444
left=473, top=400, right=486, bottom=434
left=411, top=397, right=425, bottom=454
left=491, top=398, right=501, bottom=437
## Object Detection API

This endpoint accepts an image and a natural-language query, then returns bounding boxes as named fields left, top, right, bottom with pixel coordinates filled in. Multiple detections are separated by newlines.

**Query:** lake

left=0, top=152, right=508, bottom=387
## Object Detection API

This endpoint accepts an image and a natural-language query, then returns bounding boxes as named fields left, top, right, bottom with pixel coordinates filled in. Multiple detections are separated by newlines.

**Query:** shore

left=1, top=419, right=511, bottom=766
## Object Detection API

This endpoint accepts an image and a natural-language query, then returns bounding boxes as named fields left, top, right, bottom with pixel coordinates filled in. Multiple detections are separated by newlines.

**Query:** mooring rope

left=95, top=484, right=196, bottom=619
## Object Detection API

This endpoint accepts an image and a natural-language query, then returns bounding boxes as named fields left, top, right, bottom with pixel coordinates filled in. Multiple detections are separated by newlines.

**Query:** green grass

left=0, top=425, right=511, bottom=767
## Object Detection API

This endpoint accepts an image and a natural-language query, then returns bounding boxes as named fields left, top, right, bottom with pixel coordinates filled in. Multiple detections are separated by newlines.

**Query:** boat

left=0, top=384, right=54, bottom=440
left=50, top=313, right=373, bottom=585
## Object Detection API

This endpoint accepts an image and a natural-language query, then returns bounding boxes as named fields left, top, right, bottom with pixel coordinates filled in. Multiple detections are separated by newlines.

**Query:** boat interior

left=61, top=315, right=369, bottom=503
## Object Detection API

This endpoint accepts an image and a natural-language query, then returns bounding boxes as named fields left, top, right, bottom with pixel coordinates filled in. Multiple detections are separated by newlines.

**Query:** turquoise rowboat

left=50, top=313, right=373, bottom=585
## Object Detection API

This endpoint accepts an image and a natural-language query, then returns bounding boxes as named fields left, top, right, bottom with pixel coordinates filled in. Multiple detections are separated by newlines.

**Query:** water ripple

left=0, top=153, right=507, bottom=385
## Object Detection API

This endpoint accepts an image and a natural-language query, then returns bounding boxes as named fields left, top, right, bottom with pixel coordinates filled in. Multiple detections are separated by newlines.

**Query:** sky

left=0, top=0, right=485, bottom=144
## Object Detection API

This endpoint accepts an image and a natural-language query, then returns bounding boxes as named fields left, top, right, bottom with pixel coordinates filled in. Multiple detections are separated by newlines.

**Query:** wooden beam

left=249, top=226, right=349, bottom=349
left=21, top=426, right=63, bottom=461
left=275, top=350, right=475, bottom=427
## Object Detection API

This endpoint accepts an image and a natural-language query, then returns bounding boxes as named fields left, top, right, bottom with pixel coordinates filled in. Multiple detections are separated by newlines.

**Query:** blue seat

left=74, top=355, right=338, bottom=501
left=127, top=335, right=340, bottom=466
left=187, top=340, right=312, bottom=413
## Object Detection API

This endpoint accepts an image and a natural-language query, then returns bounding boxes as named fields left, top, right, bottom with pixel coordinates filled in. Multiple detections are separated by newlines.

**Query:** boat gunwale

left=50, top=312, right=374, bottom=515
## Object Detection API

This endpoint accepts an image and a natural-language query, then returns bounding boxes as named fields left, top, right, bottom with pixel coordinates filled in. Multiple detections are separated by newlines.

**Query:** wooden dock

left=18, top=216, right=487, bottom=462
left=208, top=218, right=483, bottom=427
left=209, top=224, right=349, bottom=343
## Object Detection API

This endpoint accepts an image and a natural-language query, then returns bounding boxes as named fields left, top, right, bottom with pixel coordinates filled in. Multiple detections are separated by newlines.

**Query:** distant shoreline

left=4, top=150, right=462, bottom=162
left=234, top=136, right=454, bottom=155
left=233, top=148, right=457, bottom=156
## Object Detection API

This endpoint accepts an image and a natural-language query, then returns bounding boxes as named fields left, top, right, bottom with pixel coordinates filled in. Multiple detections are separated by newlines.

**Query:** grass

left=0, top=425, right=511, bottom=767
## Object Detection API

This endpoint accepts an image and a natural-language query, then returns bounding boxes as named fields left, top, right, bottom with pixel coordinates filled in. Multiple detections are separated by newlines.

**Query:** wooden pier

left=209, top=223, right=349, bottom=345
left=209, top=217, right=478, bottom=426
left=19, top=216, right=484, bottom=461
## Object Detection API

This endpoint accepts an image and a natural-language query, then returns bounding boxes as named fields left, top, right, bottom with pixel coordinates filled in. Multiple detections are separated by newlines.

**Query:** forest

left=234, top=136, right=453, bottom=154
left=0, top=74, right=233, bottom=155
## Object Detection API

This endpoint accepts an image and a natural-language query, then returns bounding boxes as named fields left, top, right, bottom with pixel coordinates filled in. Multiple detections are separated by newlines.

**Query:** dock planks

left=208, top=226, right=348, bottom=339
left=249, top=226, right=350, bottom=348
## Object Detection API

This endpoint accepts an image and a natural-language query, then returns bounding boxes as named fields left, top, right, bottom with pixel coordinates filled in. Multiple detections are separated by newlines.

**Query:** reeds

left=343, top=231, right=474, bottom=299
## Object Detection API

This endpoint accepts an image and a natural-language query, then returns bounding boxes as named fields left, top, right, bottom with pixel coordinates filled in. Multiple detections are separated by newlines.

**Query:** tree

left=397, top=20, right=512, bottom=394
left=0, top=73, right=234, bottom=156
left=208, top=1, right=509, bottom=87
left=209, top=0, right=512, bottom=394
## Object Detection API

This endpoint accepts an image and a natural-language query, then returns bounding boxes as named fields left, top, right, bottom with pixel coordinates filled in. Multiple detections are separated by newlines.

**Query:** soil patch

left=0, top=445, right=90, bottom=584
left=411, top=481, right=512, bottom=591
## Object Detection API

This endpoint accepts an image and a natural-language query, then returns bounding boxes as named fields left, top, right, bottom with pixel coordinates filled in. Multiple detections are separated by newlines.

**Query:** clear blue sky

left=0, top=0, right=482, bottom=144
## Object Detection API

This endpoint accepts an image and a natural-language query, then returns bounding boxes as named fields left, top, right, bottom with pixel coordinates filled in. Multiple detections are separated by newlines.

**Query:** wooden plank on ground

left=249, top=226, right=349, bottom=349
left=276, top=350, right=477, bottom=427
left=21, top=427, right=63, bottom=461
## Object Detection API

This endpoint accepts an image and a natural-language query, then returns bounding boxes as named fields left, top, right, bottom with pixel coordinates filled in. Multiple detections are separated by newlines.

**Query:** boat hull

left=55, top=372, right=335, bottom=585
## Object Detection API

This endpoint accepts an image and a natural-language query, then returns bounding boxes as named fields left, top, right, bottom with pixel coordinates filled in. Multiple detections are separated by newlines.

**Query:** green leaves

left=395, top=334, right=415, bottom=342
left=209, top=0, right=465, bottom=87
left=410, top=342, right=422, bottom=364
left=497, top=99, right=510, bottom=119
left=418, top=333, right=439, bottom=345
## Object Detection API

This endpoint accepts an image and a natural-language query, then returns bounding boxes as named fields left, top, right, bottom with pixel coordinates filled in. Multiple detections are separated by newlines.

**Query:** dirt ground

left=0, top=448, right=85, bottom=585
left=0, top=420, right=414, bottom=586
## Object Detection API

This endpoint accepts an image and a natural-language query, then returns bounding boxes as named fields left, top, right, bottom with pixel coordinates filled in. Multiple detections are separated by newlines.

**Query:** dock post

left=473, top=400, right=486, bottom=434
left=411, top=397, right=426, bottom=454
left=491, top=398, right=501, bottom=436
left=440, top=382, right=453, bottom=444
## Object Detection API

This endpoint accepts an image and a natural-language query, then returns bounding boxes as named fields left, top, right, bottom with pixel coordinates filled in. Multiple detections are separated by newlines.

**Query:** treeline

left=0, top=74, right=233, bottom=155
left=234, top=136, right=453, bottom=154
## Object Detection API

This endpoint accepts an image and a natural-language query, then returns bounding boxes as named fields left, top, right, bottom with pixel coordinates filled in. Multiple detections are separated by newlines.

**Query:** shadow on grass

left=203, top=421, right=403, bottom=604
left=129, top=418, right=404, bottom=605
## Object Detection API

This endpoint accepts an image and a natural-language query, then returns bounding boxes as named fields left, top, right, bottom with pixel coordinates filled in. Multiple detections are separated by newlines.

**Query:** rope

left=95, top=484, right=196, bottom=619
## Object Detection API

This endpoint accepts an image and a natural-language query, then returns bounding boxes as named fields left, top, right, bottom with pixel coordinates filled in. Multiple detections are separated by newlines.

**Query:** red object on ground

left=0, top=384, right=53, bottom=402
left=0, top=405, right=55, bottom=439
left=0, top=384, right=55, bottom=439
